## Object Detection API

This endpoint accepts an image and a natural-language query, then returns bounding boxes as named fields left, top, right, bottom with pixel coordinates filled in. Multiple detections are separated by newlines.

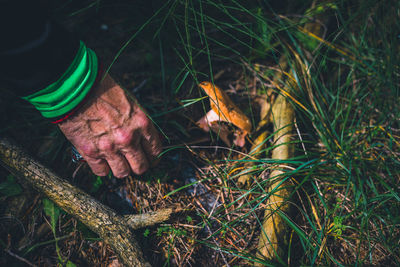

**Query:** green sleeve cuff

left=22, top=41, right=98, bottom=118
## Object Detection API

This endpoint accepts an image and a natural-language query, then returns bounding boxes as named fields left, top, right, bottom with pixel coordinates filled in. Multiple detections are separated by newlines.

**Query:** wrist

left=21, top=41, right=101, bottom=123
left=51, top=62, right=104, bottom=124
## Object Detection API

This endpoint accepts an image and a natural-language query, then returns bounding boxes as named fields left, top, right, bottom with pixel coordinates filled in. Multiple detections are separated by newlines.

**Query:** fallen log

left=0, top=137, right=173, bottom=266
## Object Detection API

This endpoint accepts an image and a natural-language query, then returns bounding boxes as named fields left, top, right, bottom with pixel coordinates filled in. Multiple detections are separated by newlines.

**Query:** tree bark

left=0, top=137, right=158, bottom=267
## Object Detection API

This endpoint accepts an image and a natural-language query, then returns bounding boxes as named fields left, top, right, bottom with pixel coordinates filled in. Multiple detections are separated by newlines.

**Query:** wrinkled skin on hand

left=58, top=74, right=162, bottom=178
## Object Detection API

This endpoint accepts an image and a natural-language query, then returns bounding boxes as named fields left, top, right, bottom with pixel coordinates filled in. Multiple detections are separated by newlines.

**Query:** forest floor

left=1, top=0, right=399, bottom=266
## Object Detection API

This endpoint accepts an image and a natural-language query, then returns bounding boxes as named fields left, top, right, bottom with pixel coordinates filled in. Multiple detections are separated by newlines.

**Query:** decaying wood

left=255, top=92, right=295, bottom=264
left=0, top=137, right=174, bottom=267
left=254, top=1, right=334, bottom=263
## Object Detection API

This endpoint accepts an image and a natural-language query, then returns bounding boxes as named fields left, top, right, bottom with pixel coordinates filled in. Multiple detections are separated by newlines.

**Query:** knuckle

left=136, top=112, right=151, bottom=128
left=98, top=139, right=114, bottom=152
left=81, top=144, right=98, bottom=157
left=114, top=129, right=134, bottom=146
left=87, top=162, right=109, bottom=176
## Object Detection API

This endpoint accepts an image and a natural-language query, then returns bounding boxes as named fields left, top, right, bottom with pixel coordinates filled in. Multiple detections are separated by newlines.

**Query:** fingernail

left=119, top=171, right=130, bottom=178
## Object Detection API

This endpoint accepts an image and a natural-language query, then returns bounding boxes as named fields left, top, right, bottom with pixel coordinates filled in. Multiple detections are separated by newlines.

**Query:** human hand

left=58, top=74, right=162, bottom=178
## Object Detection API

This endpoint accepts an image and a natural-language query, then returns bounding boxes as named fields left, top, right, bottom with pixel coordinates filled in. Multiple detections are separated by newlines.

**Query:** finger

left=141, top=123, right=163, bottom=164
left=105, top=153, right=131, bottom=178
left=123, top=146, right=149, bottom=175
left=85, top=157, right=110, bottom=177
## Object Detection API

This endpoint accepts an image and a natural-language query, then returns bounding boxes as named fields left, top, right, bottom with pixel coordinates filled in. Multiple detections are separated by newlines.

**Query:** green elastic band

left=22, top=41, right=98, bottom=118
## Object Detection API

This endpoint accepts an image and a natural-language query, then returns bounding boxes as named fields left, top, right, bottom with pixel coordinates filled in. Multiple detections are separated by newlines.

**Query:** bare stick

left=255, top=93, right=294, bottom=264
left=124, top=208, right=176, bottom=230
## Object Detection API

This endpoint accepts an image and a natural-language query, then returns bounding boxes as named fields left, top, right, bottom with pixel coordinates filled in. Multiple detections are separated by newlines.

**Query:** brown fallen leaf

left=197, top=81, right=252, bottom=147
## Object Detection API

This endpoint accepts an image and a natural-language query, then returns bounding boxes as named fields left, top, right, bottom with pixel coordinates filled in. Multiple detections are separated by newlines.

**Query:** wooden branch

left=238, top=57, right=287, bottom=186
left=0, top=137, right=156, bottom=267
left=124, top=208, right=176, bottom=230
left=255, top=93, right=294, bottom=264
left=255, top=2, right=334, bottom=263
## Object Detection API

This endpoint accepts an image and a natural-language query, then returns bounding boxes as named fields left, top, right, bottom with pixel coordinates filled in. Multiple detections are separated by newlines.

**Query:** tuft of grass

left=148, top=0, right=400, bottom=265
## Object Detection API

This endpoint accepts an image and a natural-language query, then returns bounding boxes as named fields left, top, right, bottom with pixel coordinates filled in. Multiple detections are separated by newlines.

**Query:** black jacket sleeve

left=0, top=0, right=79, bottom=96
